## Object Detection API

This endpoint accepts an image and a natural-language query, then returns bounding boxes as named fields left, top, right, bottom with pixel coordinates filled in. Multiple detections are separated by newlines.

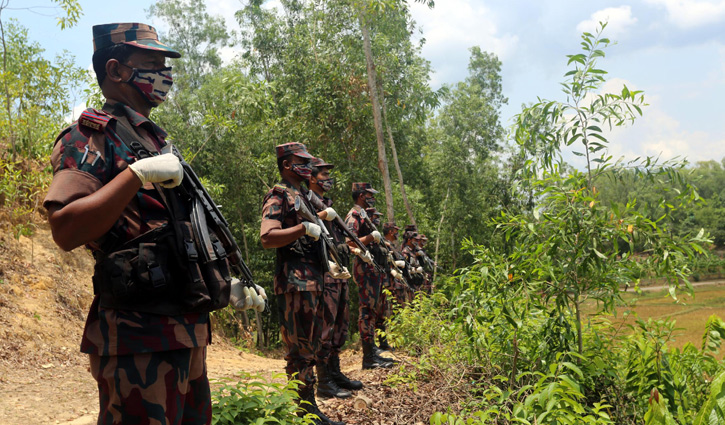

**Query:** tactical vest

left=67, top=107, right=231, bottom=316
left=270, top=184, right=324, bottom=273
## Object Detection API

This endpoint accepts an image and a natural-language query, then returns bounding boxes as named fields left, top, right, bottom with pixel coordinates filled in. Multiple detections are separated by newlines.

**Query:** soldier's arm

left=261, top=225, right=307, bottom=249
left=344, top=214, right=374, bottom=249
left=47, top=168, right=142, bottom=251
left=260, top=193, right=306, bottom=249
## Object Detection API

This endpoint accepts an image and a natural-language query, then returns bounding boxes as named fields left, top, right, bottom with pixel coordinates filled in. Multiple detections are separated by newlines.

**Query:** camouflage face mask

left=121, top=63, right=173, bottom=107
left=317, top=177, right=335, bottom=192
left=291, top=163, right=312, bottom=180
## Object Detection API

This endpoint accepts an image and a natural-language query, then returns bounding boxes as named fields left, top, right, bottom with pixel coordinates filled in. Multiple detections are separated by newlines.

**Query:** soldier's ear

left=105, top=59, right=124, bottom=83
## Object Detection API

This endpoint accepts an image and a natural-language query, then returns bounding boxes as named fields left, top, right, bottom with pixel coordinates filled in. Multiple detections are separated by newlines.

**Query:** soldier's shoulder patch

left=272, top=183, right=287, bottom=195
left=78, top=109, right=113, bottom=132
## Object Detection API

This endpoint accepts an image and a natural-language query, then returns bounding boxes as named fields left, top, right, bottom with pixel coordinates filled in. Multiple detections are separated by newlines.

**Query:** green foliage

left=211, top=372, right=314, bottom=425
left=0, top=19, right=84, bottom=158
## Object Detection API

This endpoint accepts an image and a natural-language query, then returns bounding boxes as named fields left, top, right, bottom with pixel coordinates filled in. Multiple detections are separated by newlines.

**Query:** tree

left=0, top=0, right=82, bottom=158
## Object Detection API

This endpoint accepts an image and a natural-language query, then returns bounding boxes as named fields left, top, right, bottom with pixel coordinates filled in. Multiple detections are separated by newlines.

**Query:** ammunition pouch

left=93, top=221, right=232, bottom=316
left=370, top=244, right=388, bottom=272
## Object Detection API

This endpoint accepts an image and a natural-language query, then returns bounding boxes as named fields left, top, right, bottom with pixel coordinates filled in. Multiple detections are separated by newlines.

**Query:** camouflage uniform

left=345, top=204, right=385, bottom=344
left=43, top=23, right=211, bottom=425
left=314, top=193, right=351, bottom=363
left=261, top=178, right=323, bottom=389
left=386, top=240, right=410, bottom=307
left=402, top=243, right=424, bottom=296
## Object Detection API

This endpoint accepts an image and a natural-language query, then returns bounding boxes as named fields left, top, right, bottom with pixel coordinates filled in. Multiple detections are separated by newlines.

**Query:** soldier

left=417, top=234, right=435, bottom=294
left=44, top=23, right=226, bottom=424
left=308, top=158, right=363, bottom=399
left=345, top=184, right=395, bottom=369
left=383, top=222, right=410, bottom=308
left=260, top=143, right=344, bottom=425
left=402, top=227, right=426, bottom=295
left=367, top=209, right=394, bottom=353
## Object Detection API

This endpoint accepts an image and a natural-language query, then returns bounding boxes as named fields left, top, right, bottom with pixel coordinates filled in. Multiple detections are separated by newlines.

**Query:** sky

left=8, top=0, right=725, bottom=167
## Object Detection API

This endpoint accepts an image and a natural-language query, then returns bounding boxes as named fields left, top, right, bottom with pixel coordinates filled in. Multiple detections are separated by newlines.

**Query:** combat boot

left=362, top=341, right=393, bottom=369
left=372, top=341, right=398, bottom=364
left=297, top=386, right=346, bottom=425
left=329, top=354, right=363, bottom=390
left=316, top=362, right=352, bottom=399
left=378, top=334, right=394, bottom=352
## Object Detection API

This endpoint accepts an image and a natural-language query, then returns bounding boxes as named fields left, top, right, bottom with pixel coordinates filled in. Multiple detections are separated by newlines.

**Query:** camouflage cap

left=404, top=224, right=418, bottom=233
left=275, top=142, right=314, bottom=159
left=403, top=230, right=418, bottom=241
left=310, top=157, right=334, bottom=169
left=352, top=182, right=379, bottom=194
left=92, top=23, right=181, bottom=58
left=365, top=208, right=383, bottom=217
left=419, top=233, right=429, bottom=240
left=383, top=222, right=401, bottom=233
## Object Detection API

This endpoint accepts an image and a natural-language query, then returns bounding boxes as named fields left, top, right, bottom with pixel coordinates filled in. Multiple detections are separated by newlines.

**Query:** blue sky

left=10, top=0, right=725, bottom=166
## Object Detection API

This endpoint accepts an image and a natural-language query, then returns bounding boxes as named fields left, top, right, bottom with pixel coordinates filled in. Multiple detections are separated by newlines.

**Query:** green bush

left=211, top=372, right=315, bottom=425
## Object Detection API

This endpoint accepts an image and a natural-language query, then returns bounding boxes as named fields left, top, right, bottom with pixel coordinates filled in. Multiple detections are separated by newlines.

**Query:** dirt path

left=635, top=279, right=725, bottom=292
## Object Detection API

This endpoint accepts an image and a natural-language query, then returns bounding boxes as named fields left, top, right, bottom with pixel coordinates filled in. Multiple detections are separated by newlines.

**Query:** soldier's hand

left=395, top=260, right=405, bottom=268
left=302, top=222, right=321, bottom=241
left=229, top=278, right=247, bottom=310
left=371, top=230, right=382, bottom=243
left=329, top=261, right=351, bottom=279
left=128, top=153, right=183, bottom=188
left=323, top=207, right=338, bottom=221
left=416, top=266, right=424, bottom=274
left=391, top=269, right=402, bottom=279
left=362, top=250, right=374, bottom=264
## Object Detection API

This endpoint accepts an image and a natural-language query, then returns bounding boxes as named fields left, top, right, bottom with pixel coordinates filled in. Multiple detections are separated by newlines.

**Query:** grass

left=587, top=281, right=725, bottom=353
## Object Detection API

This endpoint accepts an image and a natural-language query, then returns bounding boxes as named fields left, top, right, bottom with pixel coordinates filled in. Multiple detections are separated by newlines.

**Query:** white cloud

left=644, top=0, right=725, bottom=29
left=576, top=6, right=638, bottom=38
left=409, top=0, right=518, bottom=87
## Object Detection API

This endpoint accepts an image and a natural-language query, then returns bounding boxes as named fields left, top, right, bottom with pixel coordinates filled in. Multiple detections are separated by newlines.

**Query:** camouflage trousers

left=393, top=278, right=409, bottom=308
left=316, top=280, right=349, bottom=363
left=353, top=258, right=383, bottom=343
left=277, top=291, right=322, bottom=388
left=90, top=347, right=211, bottom=425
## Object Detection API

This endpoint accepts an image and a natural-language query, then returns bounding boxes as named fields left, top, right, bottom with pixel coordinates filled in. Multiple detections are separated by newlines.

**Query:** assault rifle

left=161, top=143, right=255, bottom=288
left=387, top=248, right=416, bottom=292
left=416, top=249, right=437, bottom=272
left=294, top=193, right=350, bottom=278
left=305, top=193, right=386, bottom=274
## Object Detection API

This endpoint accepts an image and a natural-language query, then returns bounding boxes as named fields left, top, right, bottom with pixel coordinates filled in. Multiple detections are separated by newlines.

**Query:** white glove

left=329, top=261, right=351, bottom=279
left=229, top=278, right=247, bottom=310
left=351, top=247, right=362, bottom=256
left=128, top=153, right=183, bottom=188
left=302, top=222, right=321, bottom=241
left=323, top=207, right=337, bottom=221
left=416, top=266, right=424, bottom=274
left=254, top=284, right=268, bottom=300
left=395, top=260, right=405, bottom=268
left=361, top=250, right=373, bottom=264
left=391, top=269, right=402, bottom=279
left=371, top=230, right=381, bottom=243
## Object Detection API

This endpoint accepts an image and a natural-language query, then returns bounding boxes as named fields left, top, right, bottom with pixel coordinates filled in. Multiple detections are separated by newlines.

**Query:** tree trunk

left=358, top=10, right=394, bottom=220
left=378, top=79, right=415, bottom=226
left=0, top=8, right=16, bottom=159
left=433, top=187, right=449, bottom=283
